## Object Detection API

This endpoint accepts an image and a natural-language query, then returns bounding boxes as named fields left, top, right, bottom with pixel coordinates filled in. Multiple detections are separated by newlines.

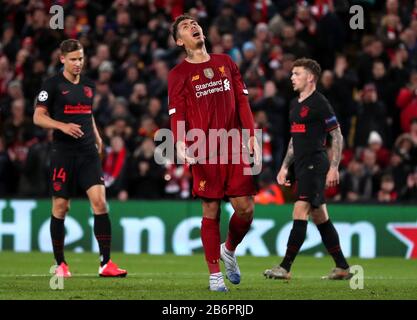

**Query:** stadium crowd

left=0, top=0, right=417, bottom=203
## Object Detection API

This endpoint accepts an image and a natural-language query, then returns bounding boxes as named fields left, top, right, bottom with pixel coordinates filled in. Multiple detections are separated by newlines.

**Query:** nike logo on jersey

left=62, top=90, right=70, bottom=95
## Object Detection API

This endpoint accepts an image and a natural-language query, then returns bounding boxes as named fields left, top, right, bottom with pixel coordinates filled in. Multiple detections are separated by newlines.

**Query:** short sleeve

left=34, top=79, right=55, bottom=113
left=319, top=96, right=339, bottom=132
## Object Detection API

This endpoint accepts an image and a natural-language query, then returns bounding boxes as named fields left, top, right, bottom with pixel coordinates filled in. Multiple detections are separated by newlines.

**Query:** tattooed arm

left=329, top=127, right=343, bottom=169
left=327, top=127, right=343, bottom=187
left=277, top=138, right=294, bottom=185
left=282, top=138, right=294, bottom=170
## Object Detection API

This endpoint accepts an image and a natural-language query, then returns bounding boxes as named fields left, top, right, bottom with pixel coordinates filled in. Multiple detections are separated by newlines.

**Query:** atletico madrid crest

left=300, top=106, right=310, bottom=118
left=84, top=86, right=93, bottom=98
left=53, top=182, right=62, bottom=192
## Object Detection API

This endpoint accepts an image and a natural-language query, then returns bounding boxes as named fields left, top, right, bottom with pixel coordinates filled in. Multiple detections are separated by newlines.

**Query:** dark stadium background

left=0, top=0, right=417, bottom=302
left=1, top=0, right=416, bottom=203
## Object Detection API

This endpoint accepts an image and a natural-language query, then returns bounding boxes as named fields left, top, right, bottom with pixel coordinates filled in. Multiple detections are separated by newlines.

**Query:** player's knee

left=53, top=201, right=69, bottom=218
left=235, top=202, right=254, bottom=220
left=311, top=211, right=327, bottom=225
left=90, top=198, right=107, bottom=214
left=202, top=201, right=220, bottom=218
left=293, top=209, right=309, bottom=220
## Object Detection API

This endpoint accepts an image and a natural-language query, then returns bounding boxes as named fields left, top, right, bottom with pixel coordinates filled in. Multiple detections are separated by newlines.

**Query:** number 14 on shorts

left=53, top=167, right=67, bottom=182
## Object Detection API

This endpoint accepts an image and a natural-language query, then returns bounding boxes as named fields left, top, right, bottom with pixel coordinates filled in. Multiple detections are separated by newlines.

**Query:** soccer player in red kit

left=168, top=15, right=259, bottom=292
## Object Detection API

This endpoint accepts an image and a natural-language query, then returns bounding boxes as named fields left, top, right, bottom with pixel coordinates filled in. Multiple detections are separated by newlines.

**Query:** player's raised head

left=59, top=39, right=84, bottom=76
left=293, top=58, right=321, bottom=82
left=172, top=14, right=204, bottom=49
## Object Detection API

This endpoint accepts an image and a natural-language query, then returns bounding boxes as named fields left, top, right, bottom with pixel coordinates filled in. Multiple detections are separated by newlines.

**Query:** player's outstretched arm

left=326, top=126, right=343, bottom=187
left=33, top=107, right=84, bottom=139
left=277, top=138, right=293, bottom=186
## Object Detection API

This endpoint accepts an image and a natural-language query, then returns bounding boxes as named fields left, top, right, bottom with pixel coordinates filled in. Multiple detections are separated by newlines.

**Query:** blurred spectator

left=331, top=54, right=358, bottom=141
left=400, top=169, right=417, bottom=201
left=254, top=169, right=284, bottom=205
left=367, top=131, right=391, bottom=169
left=112, top=96, right=131, bottom=119
left=254, top=111, right=273, bottom=166
left=240, top=41, right=259, bottom=76
left=147, top=60, right=169, bottom=100
left=377, top=174, right=398, bottom=202
left=0, top=136, right=12, bottom=196
left=408, top=114, right=417, bottom=137
left=0, top=80, right=27, bottom=119
left=354, top=83, right=388, bottom=147
left=3, top=98, right=35, bottom=147
left=362, top=147, right=381, bottom=174
left=147, top=97, right=168, bottom=128
left=396, top=70, right=417, bottom=132
left=93, top=81, right=115, bottom=127
left=213, top=3, right=236, bottom=35
left=128, top=82, right=150, bottom=118
left=357, top=37, right=389, bottom=88
left=12, top=129, right=52, bottom=197
left=2, top=25, right=20, bottom=62
left=0, top=56, right=14, bottom=99
left=253, top=81, right=287, bottom=169
left=371, top=60, right=391, bottom=110
left=113, top=65, right=140, bottom=99
left=385, top=149, right=409, bottom=195
left=394, top=132, right=416, bottom=167
left=341, top=158, right=373, bottom=202
left=234, top=16, right=253, bottom=48
left=127, top=138, right=165, bottom=198
left=294, top=2, right=317, bottom=56
left=103, top=135, right=129, bottom=200
left=97, top=60, right=114, bottom=83
left=378, top=13, right=403, bottom=53
left=400, top=27, right=417, bottom=70
left=221, top=33, right=242, bottom=66
left=23, top=58, right=47, bottom=102
left=163, top=161, right=191, bottom=199
left=281, top=25, right=310, bottom=58
left=104, top=117, right=133, bottom=150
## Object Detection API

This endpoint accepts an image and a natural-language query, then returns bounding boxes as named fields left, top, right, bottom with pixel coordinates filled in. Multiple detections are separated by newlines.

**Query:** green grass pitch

left=0, top=252, right=416, bottom=300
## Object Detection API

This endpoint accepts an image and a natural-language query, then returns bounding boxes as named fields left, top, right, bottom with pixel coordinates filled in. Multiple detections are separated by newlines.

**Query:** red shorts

left=191, top=159, right=257, bottom=199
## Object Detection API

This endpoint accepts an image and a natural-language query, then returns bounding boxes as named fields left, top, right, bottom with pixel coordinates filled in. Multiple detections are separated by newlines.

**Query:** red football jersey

left=168, top=53, right=255, bottom=160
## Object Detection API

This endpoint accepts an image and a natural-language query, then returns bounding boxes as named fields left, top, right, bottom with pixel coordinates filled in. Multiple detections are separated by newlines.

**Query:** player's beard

left=195, top=39, right=204, bottom=48
left=292, top=84, right=299, bottom=92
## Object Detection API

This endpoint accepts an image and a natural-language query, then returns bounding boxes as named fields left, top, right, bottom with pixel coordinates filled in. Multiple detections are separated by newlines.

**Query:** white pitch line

left=0, top=272, right=207, bottom=278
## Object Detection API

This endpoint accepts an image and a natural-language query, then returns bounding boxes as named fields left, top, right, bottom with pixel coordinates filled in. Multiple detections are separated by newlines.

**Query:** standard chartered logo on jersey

left=195, top=79, right=231, bottom=98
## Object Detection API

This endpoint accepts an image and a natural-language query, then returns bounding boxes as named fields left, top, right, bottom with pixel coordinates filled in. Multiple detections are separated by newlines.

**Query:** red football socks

left=225, top=213, right=253, bottom=252
left=201, top=217, right=221, bottom=274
